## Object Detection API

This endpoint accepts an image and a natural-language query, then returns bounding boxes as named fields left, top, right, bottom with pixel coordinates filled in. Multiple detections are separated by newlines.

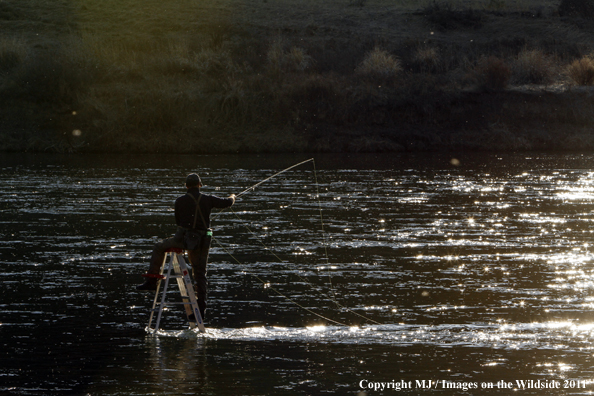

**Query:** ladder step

left=150, top=303, right=192, bottom=312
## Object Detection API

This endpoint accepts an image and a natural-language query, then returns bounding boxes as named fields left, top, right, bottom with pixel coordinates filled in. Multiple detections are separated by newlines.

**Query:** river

left=2, top=152, right=594, bottom=395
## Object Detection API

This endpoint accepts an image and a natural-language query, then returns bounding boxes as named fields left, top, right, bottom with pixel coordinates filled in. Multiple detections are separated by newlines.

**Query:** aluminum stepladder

left=145, top=248, right=206, bottom=333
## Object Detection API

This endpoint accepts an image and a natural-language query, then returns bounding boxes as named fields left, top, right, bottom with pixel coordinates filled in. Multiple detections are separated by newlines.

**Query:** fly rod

left=235, top=158, right=314, bottom=198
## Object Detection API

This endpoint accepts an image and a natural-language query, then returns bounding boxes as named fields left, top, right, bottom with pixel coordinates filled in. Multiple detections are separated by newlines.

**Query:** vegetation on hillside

left=3, top=0, right=594, bottom=152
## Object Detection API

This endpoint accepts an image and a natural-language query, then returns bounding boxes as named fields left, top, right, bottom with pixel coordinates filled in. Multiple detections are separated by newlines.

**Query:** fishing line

left=210, top=234, right=349, bottom=327
left=216, top=158, right=383, bottom=326
left=227, top=204, right=382, bottom=326
left=312, top=159, right=335, bottom=302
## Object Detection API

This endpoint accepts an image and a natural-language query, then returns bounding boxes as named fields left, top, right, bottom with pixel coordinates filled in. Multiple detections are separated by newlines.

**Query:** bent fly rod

left=209, top=158, right=314, bottom=222
left=235, top=158, right=314, bottom=198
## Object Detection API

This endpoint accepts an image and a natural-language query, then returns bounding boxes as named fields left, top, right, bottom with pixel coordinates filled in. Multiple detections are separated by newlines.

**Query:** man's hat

left=186, top=173, right=202, bottom=187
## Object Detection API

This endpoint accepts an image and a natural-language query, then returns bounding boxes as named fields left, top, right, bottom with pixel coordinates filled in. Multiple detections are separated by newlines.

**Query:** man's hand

left=229, top=194, right=236, bottom=203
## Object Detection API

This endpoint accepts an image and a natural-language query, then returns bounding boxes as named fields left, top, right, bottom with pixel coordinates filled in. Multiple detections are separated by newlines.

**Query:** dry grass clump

left=193, top=47, right=240, bottom=77
left=285, top=47, right=313, bottom=72
left=567, top=56, right=594, bottom=85
left=512, top=48, right=556, bottom=84
left=160, top=41, right=200, bottom=74
left=356, top=47, right=402, bottom=83
left=283, top=73, right=346, bottom=125
left=267, top=40, right=313, bottom=74
left=412, top=46, right=442, bottom=73
left=78, top=37, right=240, bottom=80
left=474, top=56, right=511, bottom=91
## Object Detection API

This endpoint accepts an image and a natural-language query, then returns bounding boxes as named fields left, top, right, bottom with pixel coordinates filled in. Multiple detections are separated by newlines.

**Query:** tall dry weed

left=512, top=48, right=556, bottom=85
left=474, top=56, right=511, bottom=91
left=412, top=46, right=441, bottom=73
left=162, top=41, right=195, bottom=73
left=80, top=37, right=140, bottom=72
left=212, top=75, right=252, bottom=126
left=194, top=47, right=239, bottom=77
left=356, top=47, right=402, bottom=82
left=285, top=74, right=345, bottom=125
left=286, top=47, right=313, bottom=72
left=267, top=39, right=313, bottom=74
left=567, top=56, right=594, bottom=85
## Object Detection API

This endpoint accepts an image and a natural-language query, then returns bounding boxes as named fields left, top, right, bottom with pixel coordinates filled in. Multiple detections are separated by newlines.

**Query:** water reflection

left=4, top=153, right=594, bottom=394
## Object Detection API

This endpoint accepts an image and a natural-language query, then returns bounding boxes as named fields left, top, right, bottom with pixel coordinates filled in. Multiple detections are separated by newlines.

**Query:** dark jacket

left=175, top=187, right=234, bottom=230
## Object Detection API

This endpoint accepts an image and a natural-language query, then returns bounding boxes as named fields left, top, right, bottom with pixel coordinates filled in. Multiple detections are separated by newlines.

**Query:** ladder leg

left=172, top=254, right=195, bottom=324
left=147, top=252, right=169, bottom=333
left=153, top=253, right=174, bottom=333
left=177, top=254, right=205, bottom=332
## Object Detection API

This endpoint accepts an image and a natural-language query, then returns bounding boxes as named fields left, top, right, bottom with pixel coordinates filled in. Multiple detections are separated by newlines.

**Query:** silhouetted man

left=137, top=173, right=235, bottom=320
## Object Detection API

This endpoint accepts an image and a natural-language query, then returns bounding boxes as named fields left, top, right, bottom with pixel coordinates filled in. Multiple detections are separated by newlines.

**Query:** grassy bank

left=3, top=0, right=594, bottom=152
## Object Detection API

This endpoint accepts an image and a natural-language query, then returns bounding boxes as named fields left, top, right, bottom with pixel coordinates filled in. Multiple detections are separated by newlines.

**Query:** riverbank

left=2, top=0, right=594, bottom=153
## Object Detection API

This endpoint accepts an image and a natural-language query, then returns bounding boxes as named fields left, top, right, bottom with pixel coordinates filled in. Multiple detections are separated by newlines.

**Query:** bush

left=412, top=46, right=441, bottom=73
left=559, top=0, right=594, bottom=18
left=567, top=56, right=594, bottom=85
left=512, top=48, right=556, bottom=85
left=287, top=74, right=344, bottom=124
left=474, top=56, right=511, bottom=91
left=356, top=47, right=402, bottom=83
left=267, top=40, right=313, bottom=74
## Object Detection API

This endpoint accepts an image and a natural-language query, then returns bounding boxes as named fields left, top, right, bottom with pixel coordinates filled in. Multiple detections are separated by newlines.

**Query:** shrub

left=286, top=47, right=313, bottom=72
left=159, top=41, right=196, bottom=74
left=512, top=48, right=556, bottom=85
left=474, top=56, right=511, bottom=91
left=559, top=0, right=594, bottom=18
left=207, top=23, right=231, bottom=49
left=214, top=75, right=251, bottom=126
left=412, top=46, right=441, bottom=73
left=193, top=47, right=238, bottom=77
left=567, top=56, right=594, bottom=85
left=267, top=39, right=313, bottom=74
left=287, top=74, right=344, bottom=124
left=356, top=47, right=402, bottom=82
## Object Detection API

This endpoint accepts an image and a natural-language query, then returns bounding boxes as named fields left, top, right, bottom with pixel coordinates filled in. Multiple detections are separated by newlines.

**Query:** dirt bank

left=2, top=0, right=594, bottom=153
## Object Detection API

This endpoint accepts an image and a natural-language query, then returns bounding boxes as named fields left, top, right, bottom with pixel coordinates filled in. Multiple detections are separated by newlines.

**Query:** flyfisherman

left=136, top=173, right=235, bottom=321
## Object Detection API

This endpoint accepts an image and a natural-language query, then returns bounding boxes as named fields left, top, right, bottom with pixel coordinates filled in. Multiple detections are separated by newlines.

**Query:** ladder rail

left=147, top=253, right=168, bottom=331
left=177, top=254, right=205, bottom=332
left=172, top=254, right=195, bottom=326
left=153, top=256, right=175, bottom=332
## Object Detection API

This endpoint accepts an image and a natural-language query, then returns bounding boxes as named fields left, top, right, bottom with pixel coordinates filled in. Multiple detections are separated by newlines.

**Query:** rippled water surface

left=3, top=153, right=594, bottom=395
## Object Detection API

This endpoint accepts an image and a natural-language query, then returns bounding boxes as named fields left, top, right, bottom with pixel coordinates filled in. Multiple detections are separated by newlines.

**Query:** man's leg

left=188, top=235, right=211, bottom=319
left=137, top=234, right=184, bottom=290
